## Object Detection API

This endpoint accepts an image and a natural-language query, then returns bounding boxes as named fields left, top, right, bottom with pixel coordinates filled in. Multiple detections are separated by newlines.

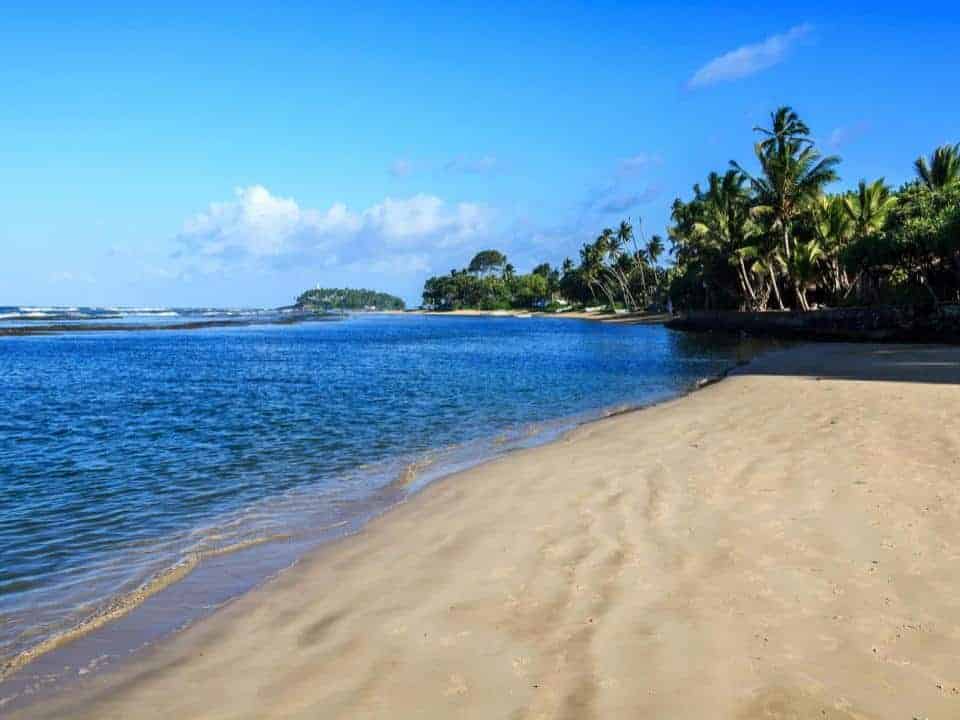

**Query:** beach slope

left=17, top=344, right=960, bottom=719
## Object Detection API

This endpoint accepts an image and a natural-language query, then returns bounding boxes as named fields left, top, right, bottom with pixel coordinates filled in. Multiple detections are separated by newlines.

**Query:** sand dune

left=16, top=344, right=960, bottom=719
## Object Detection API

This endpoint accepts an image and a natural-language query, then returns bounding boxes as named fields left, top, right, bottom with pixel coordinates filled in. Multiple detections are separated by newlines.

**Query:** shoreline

left=0, top=353, right=750, bottom=712
left=12, top=342, right=960, bottom=718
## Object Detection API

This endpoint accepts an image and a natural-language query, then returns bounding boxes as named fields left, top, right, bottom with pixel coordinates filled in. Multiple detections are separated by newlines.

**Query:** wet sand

left=13, top=343, right=960, bottom=719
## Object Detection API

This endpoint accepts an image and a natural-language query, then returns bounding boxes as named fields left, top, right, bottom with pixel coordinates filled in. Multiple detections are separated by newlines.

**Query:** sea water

left=0, top=314, right=759, bottom=701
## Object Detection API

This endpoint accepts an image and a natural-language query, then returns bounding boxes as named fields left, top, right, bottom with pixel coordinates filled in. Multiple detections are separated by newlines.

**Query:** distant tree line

left=297, top=287, right=405, bottom=311
left=422, top=251, right=561, bottom=310
left=423, top=107, right=959, bottom=315
left=422, top=227, right=668, bottom=312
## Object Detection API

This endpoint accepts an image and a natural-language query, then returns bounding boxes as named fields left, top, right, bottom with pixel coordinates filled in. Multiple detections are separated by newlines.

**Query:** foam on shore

left=0, top=534, right=288, bottom=683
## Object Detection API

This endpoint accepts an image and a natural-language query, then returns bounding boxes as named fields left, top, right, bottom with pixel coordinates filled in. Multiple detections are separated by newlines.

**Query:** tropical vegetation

left=423, top=108, right=958, bottom=314
left=297, top=287, right=405, bottom=311
left=669, top=110, right=960, bottom=310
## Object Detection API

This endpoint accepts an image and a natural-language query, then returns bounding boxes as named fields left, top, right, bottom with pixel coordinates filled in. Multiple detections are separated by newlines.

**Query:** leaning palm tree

left=599, top=226, right=638, bottom=309
left=579, top=241, right=618, bottom=310
left=914, top=143, right=960, bottom=190
left=732, top=106, right=840, bottom=261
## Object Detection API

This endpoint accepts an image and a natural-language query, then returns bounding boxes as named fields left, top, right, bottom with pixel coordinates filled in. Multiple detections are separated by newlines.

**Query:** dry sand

left=15, top=343, right=960, bottom=719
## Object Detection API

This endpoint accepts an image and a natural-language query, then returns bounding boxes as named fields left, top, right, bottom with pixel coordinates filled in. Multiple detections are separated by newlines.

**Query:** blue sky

left=2, top=1, right=958, bottom=307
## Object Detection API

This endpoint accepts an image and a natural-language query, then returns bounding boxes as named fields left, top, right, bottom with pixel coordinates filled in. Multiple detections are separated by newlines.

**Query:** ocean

left=0, top=313, right=759, bottom=702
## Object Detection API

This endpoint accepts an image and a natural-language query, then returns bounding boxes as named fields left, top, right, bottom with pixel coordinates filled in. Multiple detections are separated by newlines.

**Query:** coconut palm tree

left=754, top=106, right=813, bottom=157
left=645, top=235, right=665, bottom=266
left=844, top=178, right=897, bottom=241
left=693, top=170, right=767, bottom=309
left=598, top=226, right=637, bottom=309
left=732, top=106, right=840, bottom=261
left=781, top=239, right=825, bottom=310
left=914, top=143, right=960, bottom=190
left=579, top=241, right=618, bottom=309
left=812, top=194, right=854, bottom=297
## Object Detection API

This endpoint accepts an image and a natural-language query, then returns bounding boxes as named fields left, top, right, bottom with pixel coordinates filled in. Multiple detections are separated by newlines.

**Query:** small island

left=295, top=287, right=406, bottom=312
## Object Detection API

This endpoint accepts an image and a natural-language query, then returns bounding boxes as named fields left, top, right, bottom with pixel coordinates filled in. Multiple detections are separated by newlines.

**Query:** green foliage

left=668, top=105, right=960, bottom=310
left=297, top=287, right=405, bottom=311
left=467, top=249, right=507, bottom=275
left=914, top=143, right=960, bottom=190
left=422, top=253, right=557, bottom=310
left=420, top=107, right=959, bottom=314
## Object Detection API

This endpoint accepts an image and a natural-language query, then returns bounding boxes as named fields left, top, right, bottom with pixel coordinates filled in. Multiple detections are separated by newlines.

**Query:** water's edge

left=0, top=338, right=775, bottom=712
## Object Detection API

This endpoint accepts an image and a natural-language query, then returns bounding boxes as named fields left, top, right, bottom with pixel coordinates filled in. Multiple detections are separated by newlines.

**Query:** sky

left=2, top=1, right=958, bottom=308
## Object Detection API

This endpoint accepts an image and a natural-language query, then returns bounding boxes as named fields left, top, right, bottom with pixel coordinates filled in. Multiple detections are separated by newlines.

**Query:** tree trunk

left=594, top=281, right=618, bottom=311
left=738, top=256, right=758, bottom=309
left=769, top=267, right=785, bottom=310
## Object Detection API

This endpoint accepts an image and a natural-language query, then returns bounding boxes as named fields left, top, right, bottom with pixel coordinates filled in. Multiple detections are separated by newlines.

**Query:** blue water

left=0, top=315, right=756, bottom=674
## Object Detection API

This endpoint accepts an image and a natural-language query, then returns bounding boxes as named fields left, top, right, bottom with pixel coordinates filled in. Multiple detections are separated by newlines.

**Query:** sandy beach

left=14, top=343, right=960, bottom=719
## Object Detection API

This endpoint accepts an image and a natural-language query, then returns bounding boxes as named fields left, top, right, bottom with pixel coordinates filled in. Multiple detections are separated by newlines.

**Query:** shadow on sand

left=732, top=343, right=960, bottom=385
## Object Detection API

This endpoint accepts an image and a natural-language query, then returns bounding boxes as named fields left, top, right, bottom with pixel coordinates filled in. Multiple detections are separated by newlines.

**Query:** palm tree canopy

left=754, top=106, right=813, bottom=157
left=646, top=235, right=665, bottom=265
left=731, top=108, right=840, bottom=260
left=843, top=178, right=897, bottom=238
left=914, top=143, right=960, bottom=190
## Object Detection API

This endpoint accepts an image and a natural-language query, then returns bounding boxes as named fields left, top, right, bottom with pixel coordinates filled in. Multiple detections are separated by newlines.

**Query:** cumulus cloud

left=687, top=24, right=812, bottom=89
left=174, top=186, right=492, bottom=275
left=444, top=155, right=499, bottom=174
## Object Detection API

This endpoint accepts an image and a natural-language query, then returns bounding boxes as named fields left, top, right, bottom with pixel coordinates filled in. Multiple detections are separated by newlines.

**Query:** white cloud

left=687, top=24, right=812, bottom=89
left=174, top=186, right=492, bottom=275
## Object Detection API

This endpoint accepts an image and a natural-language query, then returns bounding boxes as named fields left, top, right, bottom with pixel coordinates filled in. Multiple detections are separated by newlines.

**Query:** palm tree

left=598, top=226, right=637, bottom=309
left=781, top=239, right=825, bottom=310
left=812, top=194, right=853, bottom=297
left=754, top=106, right=813, bottom=157
left=732, top=106, right=840, bottom=261
left=693, top=170, right=767, bottom=309
left=748, top=247, right=786, bottom=310
left=579, top=242, right=618, bottom=310
left=844, top=178, right=897, bottom=241
left=645, top=235, right=665, bottom=266
left=914, top=143, right=960, bottom=190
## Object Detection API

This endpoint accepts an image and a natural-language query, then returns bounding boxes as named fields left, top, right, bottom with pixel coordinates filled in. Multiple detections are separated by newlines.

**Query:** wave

left=0, top=534, right=289, bottom=682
